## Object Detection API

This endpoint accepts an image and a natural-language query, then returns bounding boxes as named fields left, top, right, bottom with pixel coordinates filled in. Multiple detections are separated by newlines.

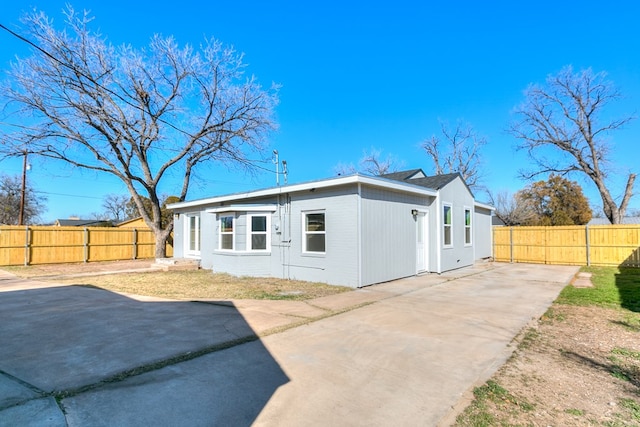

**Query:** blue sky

left=1, top=1, right=639, bottom=222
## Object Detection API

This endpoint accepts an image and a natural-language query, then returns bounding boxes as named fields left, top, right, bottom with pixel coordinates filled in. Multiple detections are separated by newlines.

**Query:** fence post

left=24, top=225, right=30, bottom=266
left=585, top=225, right=590, bottom=266
left=132, top=228, right=138, bottom=260
left=509, top=227, right=514, bottom=263
left=83, top=227, right=89, bottom=263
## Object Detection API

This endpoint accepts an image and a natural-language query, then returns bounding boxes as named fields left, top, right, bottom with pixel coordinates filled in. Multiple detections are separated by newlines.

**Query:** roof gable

left=381, top=170, right=469, bottom=192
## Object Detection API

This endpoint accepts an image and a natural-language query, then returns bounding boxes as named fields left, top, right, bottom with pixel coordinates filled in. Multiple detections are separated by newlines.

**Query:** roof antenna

left=273, top=150, right=279, bottom=186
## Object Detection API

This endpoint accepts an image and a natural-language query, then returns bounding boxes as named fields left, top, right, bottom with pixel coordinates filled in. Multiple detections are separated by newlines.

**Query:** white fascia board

left=474, top=201, right=495, bottom=211
left=205, top=205, right=277, bottom=213
left=168, top=174, right=437, bottom=210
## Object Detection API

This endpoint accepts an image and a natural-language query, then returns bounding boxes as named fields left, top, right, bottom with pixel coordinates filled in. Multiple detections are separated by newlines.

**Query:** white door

left=416, top=212, right=428, bottom=272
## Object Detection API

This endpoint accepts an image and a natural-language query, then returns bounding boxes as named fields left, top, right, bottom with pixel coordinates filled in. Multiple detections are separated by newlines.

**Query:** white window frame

left=184, top=214, right=201, bottom=257
left=248, top=214, right=271, bottom=252
left=219, top=214, right=235, bottom=251
left=464, top=207, right=472, bottom=246
left=443, top=203, right=453, bottom=248
left=302, top=210, right=326, bottom=254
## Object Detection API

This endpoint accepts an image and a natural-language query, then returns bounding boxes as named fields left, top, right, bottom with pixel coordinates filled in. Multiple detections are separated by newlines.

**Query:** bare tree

left=509, top=66, right=635, bottom=224
left=334, top=148, right=403, bottom=176
left=102, top=194, right=129, bottom=222
left=487, top=190, right=536, bottom=226
left=422, top=120, right=486, bottom=191
left=0, top=174, right=47, bottom=225
left=0, top=7, right=278, bottom=256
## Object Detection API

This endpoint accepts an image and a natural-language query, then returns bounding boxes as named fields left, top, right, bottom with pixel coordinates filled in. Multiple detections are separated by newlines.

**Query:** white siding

left=438, top=178, right=475, bottom=272
left=473, top=206, right=493, bottom=259
left=360, top=186, right=433, bottom=286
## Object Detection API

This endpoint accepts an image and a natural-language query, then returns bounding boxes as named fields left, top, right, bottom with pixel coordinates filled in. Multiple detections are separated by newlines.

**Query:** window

left=249, top=214, right=269, bottom=251
left=185, top=214, right=200, bottom=255
left=219, top=215, right=234, bottom=250
left=464, top=208, right=472, bottom=245
left=443, top=204, right=452, bottom=247
left=303, top=211, right=325, bottom=253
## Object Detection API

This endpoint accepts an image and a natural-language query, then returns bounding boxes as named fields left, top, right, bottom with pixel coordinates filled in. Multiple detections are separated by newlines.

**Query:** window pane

left=189, top=216, right=199, bottom=251
left=306, top=234, right=325, bottom=252
left=465, top=210, right=471, bottom=226
left=465, top=227, right=471, bottom=244
left=251, top=216, right=267, bottom=232
left=306, top=213, right=325, bottom=232
left=221, top=234, right=233, bottom=250
left=444, top=206, right=451, bottom=225
left=444, top=226, right=452, bottom=246
left=252, top=234, right=266, bottom=250
left=221, top=216, right=233, bottom=232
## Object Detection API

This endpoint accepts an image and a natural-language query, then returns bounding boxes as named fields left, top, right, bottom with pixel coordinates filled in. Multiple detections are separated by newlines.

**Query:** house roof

left=55, top=219, right=111, bottom=227
left=169, top=170, right=495, bottom=212
left=168, top=173, right=439, bottom=210
left=380, top=169, right=427, bottom=181
left=381, top=169, right=471, bottom=193
left=587, top=216, right=640, bottom=225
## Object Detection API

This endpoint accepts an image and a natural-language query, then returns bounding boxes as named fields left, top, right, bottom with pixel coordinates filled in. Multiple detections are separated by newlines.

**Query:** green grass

left=556, top=267, right=640, bottom=312
left=455, top=381, right=535, bottom=426
left=620, top=398, right=640, bottom=421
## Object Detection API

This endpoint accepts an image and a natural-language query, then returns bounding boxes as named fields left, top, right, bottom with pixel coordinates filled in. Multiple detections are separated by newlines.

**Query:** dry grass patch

left=10, top=266, right=352, bottom=301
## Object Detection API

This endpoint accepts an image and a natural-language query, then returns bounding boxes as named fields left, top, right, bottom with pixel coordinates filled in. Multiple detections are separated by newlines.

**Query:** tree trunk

left=154, top=231, right=168, bottom=259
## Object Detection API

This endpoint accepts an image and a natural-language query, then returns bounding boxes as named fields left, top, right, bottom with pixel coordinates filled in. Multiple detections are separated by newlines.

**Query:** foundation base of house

left=152, top=258, right=201, bottom=271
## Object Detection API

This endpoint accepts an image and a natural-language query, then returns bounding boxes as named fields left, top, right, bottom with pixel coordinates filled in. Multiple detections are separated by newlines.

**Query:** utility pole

left=18, top=150, right=27, bottom=225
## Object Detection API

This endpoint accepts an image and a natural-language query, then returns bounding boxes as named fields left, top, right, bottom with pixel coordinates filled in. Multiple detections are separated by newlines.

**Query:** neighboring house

left=116, top=217, right=149, bottom=228
left=168, top=169, right=494, bottom=288
left=54, top=218, right=113, bottom=227
left=587, top=216, right=640, bottom=226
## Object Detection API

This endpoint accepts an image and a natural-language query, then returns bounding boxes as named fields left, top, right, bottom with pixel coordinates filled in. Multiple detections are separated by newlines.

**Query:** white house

left=168, top=169, right=494, bottom=288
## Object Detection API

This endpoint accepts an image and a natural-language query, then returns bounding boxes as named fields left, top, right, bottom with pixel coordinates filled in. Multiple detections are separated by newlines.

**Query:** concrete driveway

left=0, top=262, right=578, bottom=426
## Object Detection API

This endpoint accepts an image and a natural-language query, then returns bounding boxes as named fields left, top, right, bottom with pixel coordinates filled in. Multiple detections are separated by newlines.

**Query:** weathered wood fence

left=0, top=226, right=173, bottom=266
left=493, top=225, right=640, bottom=267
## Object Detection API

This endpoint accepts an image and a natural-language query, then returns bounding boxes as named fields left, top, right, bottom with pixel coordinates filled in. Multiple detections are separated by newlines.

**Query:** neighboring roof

left=492, top=216, right=506, bottom=226
left=55, top=219, right=111, bottom=227
left=588, top=216, right=640, bottom=225
left=116, top=217, right=148, bottom=228
left=168, top=173, right=439, bottom=210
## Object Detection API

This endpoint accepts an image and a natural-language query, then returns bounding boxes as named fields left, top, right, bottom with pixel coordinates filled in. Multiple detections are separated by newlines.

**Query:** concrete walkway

left=0, top=262, right=579, bottom=426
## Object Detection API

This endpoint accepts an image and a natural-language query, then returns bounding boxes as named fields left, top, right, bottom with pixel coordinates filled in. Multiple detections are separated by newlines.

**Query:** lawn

left=455, top=265, right=640, bottom=426
left=2, top=263, right=352, bottom=301
left=556, top=266, right=640, bottom=312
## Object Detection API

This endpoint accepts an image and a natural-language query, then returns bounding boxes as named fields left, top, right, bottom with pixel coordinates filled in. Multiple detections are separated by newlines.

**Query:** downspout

left=436, top=190, right=442, bottom=274
left=357, top=183, right=363, bottom=287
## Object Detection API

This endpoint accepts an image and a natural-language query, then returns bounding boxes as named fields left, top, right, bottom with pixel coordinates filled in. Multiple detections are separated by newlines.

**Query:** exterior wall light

left=411, top=209, right=419, bottom=216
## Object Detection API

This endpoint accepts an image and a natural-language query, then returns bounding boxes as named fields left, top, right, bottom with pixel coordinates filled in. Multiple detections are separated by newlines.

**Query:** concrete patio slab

left=0, top=262, right=579, bottom=426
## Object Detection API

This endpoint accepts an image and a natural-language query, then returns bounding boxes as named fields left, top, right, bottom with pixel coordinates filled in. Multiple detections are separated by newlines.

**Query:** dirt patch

left=456, top=304, right=640, bottom=426
left=4, top=259, right=155, bottom=277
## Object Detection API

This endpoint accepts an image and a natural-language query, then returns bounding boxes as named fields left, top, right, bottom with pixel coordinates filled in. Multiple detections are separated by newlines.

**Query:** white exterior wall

left=437, top=178, right=476, bottom=272
left=360, top=185, right=433, bottom=286
left=283, top=186, right=360, bottom=287
left=473, top=206, right=493, bottom=260
left=170, top=174, right=491, bottom=287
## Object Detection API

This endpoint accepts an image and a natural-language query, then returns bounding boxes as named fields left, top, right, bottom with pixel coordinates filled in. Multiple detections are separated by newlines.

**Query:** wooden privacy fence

left=493, top=225, right=640, bottom=267
left=0, top=226, right=173, bottom=266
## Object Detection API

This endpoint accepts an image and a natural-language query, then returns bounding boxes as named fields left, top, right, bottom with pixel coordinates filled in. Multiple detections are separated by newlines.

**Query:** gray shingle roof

left=380, top=169, right=463, bottom=191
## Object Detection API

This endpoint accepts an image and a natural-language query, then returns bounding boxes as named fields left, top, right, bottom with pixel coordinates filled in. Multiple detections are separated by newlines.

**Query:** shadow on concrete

left=0, top=284, right=288, bottom=425
left=615, top=248, right=640, bottom=313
